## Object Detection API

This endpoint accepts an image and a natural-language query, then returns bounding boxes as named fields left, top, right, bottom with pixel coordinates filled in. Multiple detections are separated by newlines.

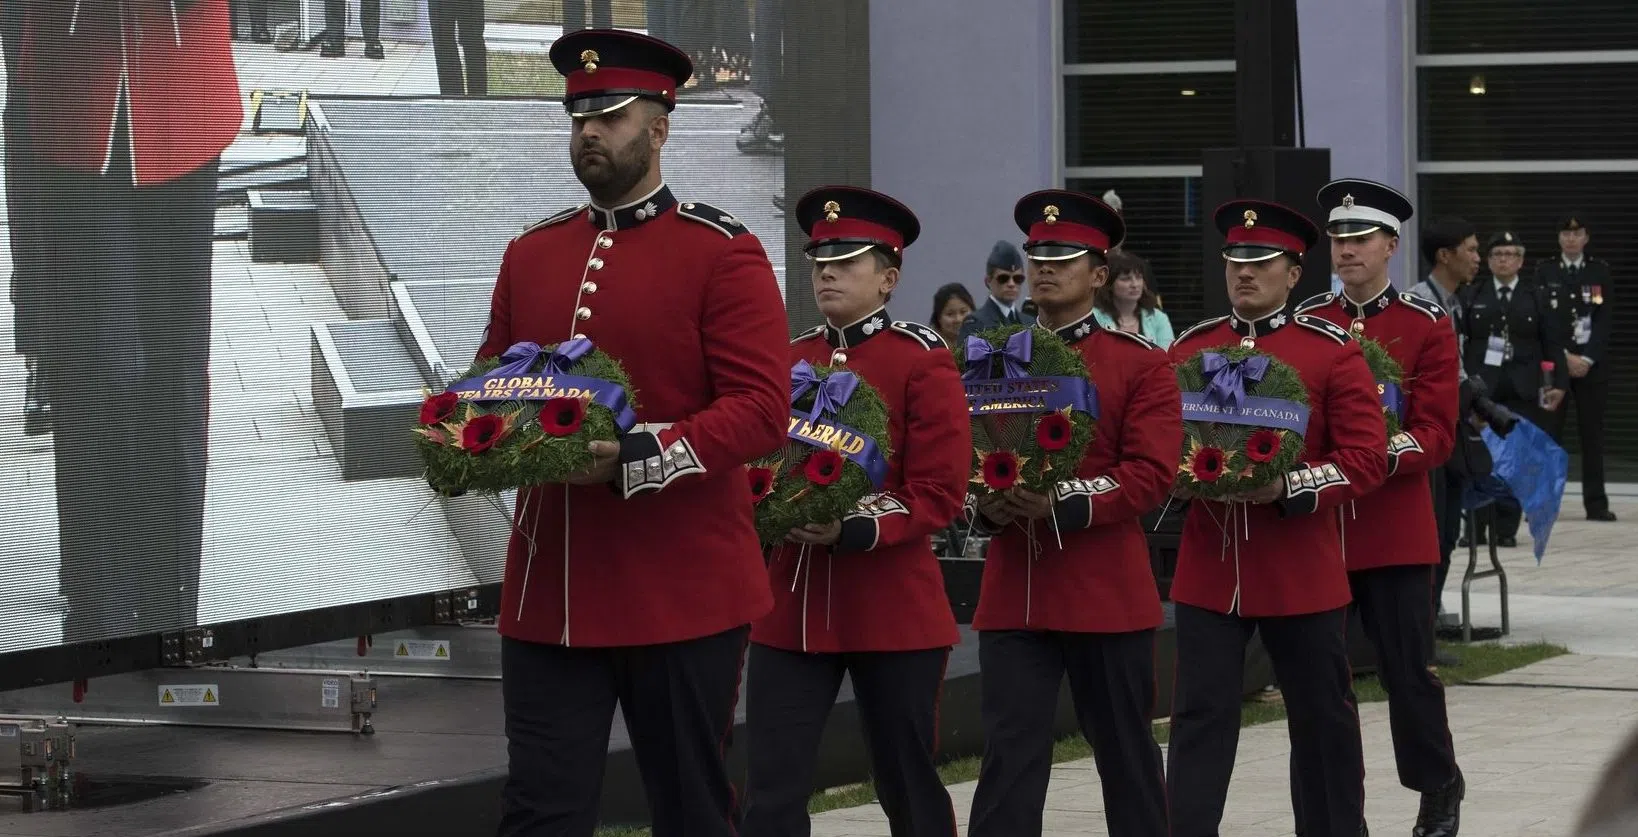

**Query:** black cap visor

left=1326, top=219, right=1394, bottom=239
left=805, top=240, right=883, bottom=263
left=565, top=91, right=670, bottom=118
left=1023, top=242, right=1090, bottom=262
left=1222, top=244, right=1292, bottom=264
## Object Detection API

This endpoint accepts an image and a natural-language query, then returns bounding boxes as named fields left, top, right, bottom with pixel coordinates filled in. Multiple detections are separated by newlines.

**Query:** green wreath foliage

left=414, top=346, right=636, bottom=494
left=1357, top=335, right=1405, bottom=439
left=964, top=324, right=1097, bottom=497
left=1175, top=345, right=1310, bottom=501
left=750, top=365, right=892, bottom=548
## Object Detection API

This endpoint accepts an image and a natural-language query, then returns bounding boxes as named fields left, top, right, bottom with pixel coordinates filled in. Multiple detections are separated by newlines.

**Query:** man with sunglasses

left=959, top=240, right=1035, bottom=340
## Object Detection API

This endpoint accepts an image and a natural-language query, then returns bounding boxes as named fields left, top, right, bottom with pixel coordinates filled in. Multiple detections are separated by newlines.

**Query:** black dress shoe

left=1413, top=771, right=1463, bottom=837
left=1360, top=821, right=1369, bottom=837
left=1589, top=510, right=1618, bottom=521
left=251, top=24, right=273, bottom=43
left=22, top=358, right=51, bottom=437
left=365, top=40, right=385, bottom=60
left=1497, top=535, right=1518, bottom=548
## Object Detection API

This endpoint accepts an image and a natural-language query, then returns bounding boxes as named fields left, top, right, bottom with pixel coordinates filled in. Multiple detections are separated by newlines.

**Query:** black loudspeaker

left=1199, top=146, right=1334, bottom=319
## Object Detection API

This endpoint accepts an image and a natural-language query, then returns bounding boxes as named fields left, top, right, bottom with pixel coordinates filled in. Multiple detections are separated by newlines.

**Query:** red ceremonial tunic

left=1167, top=307, right=1389, bottom=617
left=751, top=310, right=968, bottom=653
left=971, top=313, right=1182, bottom=634
left=20, top=0, right=243, bottom=185
left=1298, top=285, right=1461, bottom=570
left=478, top=185, right=790, bottom=647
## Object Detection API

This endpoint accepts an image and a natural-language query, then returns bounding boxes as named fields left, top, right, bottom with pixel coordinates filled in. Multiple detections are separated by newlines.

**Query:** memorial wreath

left=749, top=360, right=892, bottom=547
left=1357, top=334, right=1406, bottom=439
left=1175, top=344, right=1311, bottom=500
left=414, top=338, right=638, bottom=494
left=961, top=325, right=1098, bottom=498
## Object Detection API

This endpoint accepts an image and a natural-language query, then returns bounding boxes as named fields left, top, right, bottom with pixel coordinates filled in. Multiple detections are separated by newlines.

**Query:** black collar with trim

left=1041, top=308, right=1101, bottom=343
left=824, top=307, right=892, bottom=348
left=586, top=183, right=677, bottom=231
left=1337, top=281, right=1398, bottom=320
left=1229, top=305, right=1294, bottom=338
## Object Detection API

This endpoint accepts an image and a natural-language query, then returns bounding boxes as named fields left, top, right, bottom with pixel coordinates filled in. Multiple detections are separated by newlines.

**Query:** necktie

left=1499, top=286, right=1512, bottom=305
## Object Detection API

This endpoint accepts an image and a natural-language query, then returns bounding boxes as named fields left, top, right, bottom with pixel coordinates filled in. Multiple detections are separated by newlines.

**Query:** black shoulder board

left=1174, top=315, right=1229, bottom=345
left=791, top=324, right=824, bottom=345
left=677, top=201, right=751, bottom=238
left=518, top=204, right=586, bottom=239
left=1105, top=328, right=1161, bottom=351
left=890, top=320, right=947, bottom=350
left=1397, top=292, right=1445, bottom=321
left=1296, top=314, right=1350, bottom=344
left=1295, top=291, right=1335, bottom=313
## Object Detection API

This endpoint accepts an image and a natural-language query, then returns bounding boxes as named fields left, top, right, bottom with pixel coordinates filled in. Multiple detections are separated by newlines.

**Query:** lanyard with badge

left=1484, top=289, right=1512, bottom=367
left=1574, top=284, right=1602, bottom=345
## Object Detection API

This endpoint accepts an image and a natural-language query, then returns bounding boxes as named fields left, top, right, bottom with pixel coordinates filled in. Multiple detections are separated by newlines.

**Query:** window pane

left=1066, top=176, right=1208, bottom=328
left=1419, top=63, right=1638, bottom=161
left=1418, top=172, right=1638, bottom=479
left=1418, top=0, right=1638, bottom=55
left=1064, top=0, right=1237, bottom=63
left=1065, top=73, right=1236, bottom=167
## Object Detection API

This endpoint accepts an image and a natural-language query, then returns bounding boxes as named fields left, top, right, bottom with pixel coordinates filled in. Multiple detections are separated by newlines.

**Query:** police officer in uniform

left=475, top=30, right=791, bottom=835
left=965, top=191, right=1180, bottom=837
left=741, top=186, right=970, bottom=837
left=1167, top=200, right=1386, bottom=837
left=1298, top=179, right=1465, bottom=837
left=1535, top=216, right=1616, bottom=522
left=1456, top=231, right=1567, bottom=547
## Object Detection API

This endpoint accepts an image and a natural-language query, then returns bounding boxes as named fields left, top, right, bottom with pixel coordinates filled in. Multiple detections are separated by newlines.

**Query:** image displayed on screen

left=0, top=0, right=846, bottom=654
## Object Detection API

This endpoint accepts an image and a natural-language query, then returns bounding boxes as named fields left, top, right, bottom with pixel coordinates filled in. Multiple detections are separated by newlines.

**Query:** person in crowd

left=1578, top=722, right=1638, bottom=837
left=741, top=186, right=969, bottom=837
left=1297, top=179, right=1465, bottom=837
left=930, top=282, right=976, bottom=360
left=476, top=30, right=789, bottom=835
left=1093, top=249, right=1175, bottom=347
left=322, top=0, right=383, bottom=59
left=1166, top=199, right=1385, bottom=837
left=1535, top=215, right=1616, bottom=522
left=958, top=240, right=1033, bottom=340
left=966, top=190, right=1179, bottom=837
left=429, top=0, right=486, bottom=95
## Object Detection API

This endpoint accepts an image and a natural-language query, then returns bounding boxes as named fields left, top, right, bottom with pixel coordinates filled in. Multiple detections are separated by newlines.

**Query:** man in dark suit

left=1456, top=231, right=1568, bottom=547
left=958, top=240, right=1034, bottom=340
left=322, top=0, right=383, bottom=59
left=1535, top=216, right=1616, bottom=522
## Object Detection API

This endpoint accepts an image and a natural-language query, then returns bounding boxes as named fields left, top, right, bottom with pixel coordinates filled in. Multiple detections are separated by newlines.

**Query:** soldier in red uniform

left=475, top=30, right=790, bottom=836
left=963, top=190, right=1179, bottom=837
left=740, top=186, right=969, bottom=837
left=1296, top=179, right=1464, bottom=837
left=1166, top=200, right=1387, bottom=837
left=18, top=0, right=242, bottom=641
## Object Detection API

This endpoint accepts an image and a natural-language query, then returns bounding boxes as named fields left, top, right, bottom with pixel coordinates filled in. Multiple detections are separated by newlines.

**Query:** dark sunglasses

left=992, top=272, right=1025, bottom=285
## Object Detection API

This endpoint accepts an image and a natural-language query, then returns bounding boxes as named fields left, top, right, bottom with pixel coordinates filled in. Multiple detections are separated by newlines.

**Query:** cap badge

left=1043, top=205, right=1060, bottom=225
left=1504, top=232, right=1514, bottom=242
left=1342, top=194, right=1355, bottom=209
left=822, top=200, right=841, bottom=223
left=580, top=49, right=599, bottom=73
left=1243, top=209, right=1258, bottom=228
left=1569, top=218, right=1580, bottom=229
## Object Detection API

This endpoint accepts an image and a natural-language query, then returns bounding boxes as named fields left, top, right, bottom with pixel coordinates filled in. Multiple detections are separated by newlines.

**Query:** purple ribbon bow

left=495, top=338, right=594, bottom=377
left=790, top=360, right=860, bottom=421
left=963, top=329, right=1034, bottom=380
left=1201, top=352, right=1270, bottom=410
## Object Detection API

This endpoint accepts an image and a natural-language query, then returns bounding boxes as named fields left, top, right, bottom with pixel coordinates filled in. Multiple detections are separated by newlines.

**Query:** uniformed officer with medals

left=1534, top=215, right=1617, bottom=521
left=964, top=191, right=1181, bottom=837
left=1297, top=179, right=1466, bottom=837
left=741, top=187, right=971, bottom=837
left=1166, top=200, right=1387, bottom=837
left=476, top=30, right=793, bottom=836
left=1455, top=231, right=1568, bottom=547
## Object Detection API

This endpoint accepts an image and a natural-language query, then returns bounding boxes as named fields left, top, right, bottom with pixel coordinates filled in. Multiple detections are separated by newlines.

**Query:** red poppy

left=803, top=450, right=845, bottom=486
left=981, top=451, right=1021, bottom=491
left=1190, top=446, right=1227, bottom=483
left=1246, top=429, right=1282, bottom=464
left=461, top=414, right=507, bottom=454
left=747, top=466, right=775, bottom=502
left=420, top=392, right=460, bottom=425
left=539, top=397, right=587, bottom=437
left=1035, top=412, right=1073, bottom=451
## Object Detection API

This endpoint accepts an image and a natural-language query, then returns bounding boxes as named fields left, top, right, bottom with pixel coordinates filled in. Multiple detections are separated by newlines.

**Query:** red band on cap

left=1025, top=220, right=1110, bottom=252
left=566, top=67, right=677, bottom=99
left=1226, top=224, right=1306, bottom=254
left=810, top=217, right=905, bottom=251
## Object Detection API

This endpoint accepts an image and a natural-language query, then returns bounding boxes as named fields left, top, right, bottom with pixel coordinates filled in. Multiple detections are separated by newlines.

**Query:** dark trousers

left=968, top=630, right=1167, bottom=837
left=561, top=0, right=612, bottom=30
left=428, top=0, right=487, bottom=96
left=3, top=0, right=48, bottom=358
left=1351, top=566, right=1459, bottom=792
left=324, top=0, right=381, bottom=44
left=499, top=626, right=750, bottom=837
left=740, top=644, right=955, bottom=837
left=1168, top=605, right=1364, bottom=837
left=1557, top=374, right=1610, bottom=516
left=38, top=120, right=217, bottom=643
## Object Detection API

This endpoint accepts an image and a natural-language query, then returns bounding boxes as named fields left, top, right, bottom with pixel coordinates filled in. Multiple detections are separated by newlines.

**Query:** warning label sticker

left=158, top=685, right=220, bottom=707
left=322, top=677, right=341, bottom=709
left=394, top=640, right=451, bottom=661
